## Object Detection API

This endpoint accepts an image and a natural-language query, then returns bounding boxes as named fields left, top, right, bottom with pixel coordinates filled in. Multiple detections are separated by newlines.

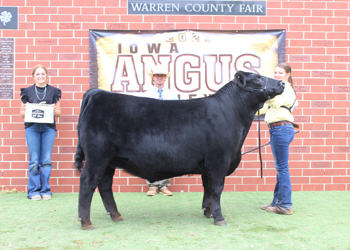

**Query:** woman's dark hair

left=276, top=62, right=294, bottom=90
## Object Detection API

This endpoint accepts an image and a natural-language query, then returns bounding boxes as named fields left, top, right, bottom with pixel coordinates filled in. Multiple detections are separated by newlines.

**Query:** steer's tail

left=74, top=141, right=85, bottom=172
left=73, top=88, right=100, bottom=172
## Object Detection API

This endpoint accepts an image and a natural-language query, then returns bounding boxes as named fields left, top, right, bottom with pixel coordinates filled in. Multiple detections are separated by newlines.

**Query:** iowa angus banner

left=89, top=29, right=286, bottom=99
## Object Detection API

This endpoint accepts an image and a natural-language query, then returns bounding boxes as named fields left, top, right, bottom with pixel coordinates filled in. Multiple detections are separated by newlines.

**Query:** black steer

left=74, top=71, right=284, bottom=230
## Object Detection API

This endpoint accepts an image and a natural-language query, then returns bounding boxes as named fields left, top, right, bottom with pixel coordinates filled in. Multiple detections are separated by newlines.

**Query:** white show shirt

left=144, top=86, right=178, bottom=100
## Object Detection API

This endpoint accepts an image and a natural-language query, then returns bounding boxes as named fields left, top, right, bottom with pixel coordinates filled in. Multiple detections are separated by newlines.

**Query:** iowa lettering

left=118, top=43, right=178, bottom=54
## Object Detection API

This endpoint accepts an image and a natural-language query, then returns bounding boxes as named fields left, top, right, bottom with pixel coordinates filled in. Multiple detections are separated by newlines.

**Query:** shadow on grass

left=0, top=191, right=349, bottom=250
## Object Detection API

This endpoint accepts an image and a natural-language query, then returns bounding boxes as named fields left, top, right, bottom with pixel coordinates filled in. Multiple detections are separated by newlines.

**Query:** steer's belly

left=109, top=156, right=204, bottom=182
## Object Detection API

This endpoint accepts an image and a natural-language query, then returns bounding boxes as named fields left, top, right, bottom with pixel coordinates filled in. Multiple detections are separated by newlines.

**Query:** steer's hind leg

left=201, top=174, right=213, bottom=218
left=79, top=158, right=109, bottom=230
left=98, top=166, right=123, bottom=222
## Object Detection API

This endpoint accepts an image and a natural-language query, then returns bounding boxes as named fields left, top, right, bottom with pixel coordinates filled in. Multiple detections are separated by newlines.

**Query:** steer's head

left=234, top=70, right=285, bottom=103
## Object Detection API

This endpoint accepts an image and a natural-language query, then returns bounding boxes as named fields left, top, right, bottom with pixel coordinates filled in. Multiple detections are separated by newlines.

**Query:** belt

left=268, top=121, right=293, bottom=128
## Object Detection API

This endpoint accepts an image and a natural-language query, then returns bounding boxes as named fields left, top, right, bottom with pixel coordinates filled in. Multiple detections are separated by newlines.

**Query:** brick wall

left=1, top=0, right=349, bottom=193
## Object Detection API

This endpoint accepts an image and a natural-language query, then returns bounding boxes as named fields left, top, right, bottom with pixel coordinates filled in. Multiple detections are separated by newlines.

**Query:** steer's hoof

left=203, top=208, right=213, bottom=218
left=204, top=211, right=213, bottom=218
left=215, top=220, right=227, bottom=226
left=82, top=224, right=94, bottom=230
left=112, top=215, right=124, bottom=222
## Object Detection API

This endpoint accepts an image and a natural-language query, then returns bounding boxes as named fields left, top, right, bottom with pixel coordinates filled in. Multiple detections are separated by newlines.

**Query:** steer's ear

left=234, top=71, right=246, bottom=88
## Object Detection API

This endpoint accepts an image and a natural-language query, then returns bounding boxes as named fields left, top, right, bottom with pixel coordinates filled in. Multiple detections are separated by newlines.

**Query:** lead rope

left=258, top=110, right=263, bottom=178
left=258, top=77, right=269, bottom=178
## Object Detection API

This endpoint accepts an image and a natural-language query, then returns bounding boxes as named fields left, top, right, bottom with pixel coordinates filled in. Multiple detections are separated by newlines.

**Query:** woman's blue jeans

left=269, top=124, right=294, bottom=209
left=25, top=124, right=56, bottom=199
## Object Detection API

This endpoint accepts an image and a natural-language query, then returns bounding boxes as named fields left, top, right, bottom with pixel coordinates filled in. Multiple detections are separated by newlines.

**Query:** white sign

left=25, top=103, right=54, bottom=124
left=128, top=0, right=266, bottom=15
left=89, top=30, right=286, bottom=100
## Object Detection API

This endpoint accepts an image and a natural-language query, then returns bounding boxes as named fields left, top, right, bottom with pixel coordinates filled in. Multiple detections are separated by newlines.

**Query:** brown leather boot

left=159, top=187, right=173, bottom=196
left=261, top=205, right=272, bottom=210
left=266, top=206, right=293, bottom=215
left=147, top=187, right=158, bottom=196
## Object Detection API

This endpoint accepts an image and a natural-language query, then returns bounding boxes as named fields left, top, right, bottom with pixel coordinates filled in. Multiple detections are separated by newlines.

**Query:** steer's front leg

left=208, top=173, right=227, bottom=226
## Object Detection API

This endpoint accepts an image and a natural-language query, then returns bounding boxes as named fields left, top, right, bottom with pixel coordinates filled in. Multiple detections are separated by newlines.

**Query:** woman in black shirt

left=20, top=65, right=62, bottom=201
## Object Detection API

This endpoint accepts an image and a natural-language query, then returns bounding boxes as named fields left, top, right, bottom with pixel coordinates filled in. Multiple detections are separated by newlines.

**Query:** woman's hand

left=20, top=102, right=26, bottom=118
left=54, top=100, right=61, bottom=117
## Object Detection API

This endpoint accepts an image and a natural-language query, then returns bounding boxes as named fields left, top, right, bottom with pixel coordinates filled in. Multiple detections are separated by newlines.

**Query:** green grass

left=0, top=191, right=349, bottom=250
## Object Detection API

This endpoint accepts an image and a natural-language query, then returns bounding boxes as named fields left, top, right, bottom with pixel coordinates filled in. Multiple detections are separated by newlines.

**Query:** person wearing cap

left=144, top=64, right=178, bottom=196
